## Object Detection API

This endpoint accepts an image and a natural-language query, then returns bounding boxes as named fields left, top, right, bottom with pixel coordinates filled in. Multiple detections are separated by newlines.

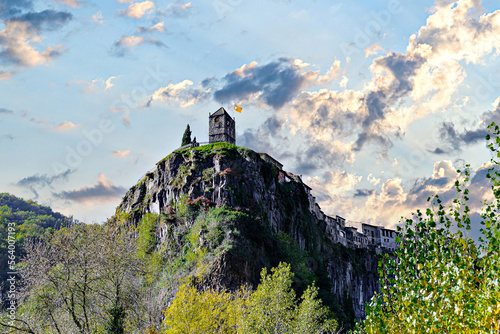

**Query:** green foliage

left=137, top=213, right=159, bottom=256
left=181, top=124, right=192, bottom=146
left=0, top=193, right=67, bottom=308
left=354, top=123, right=500, bottom=333
left=105, top=305, right=126, bottom=334
left=240, top=262, right=297, bottom=333
left=202, top=167, right=216, bottom=182
left=276, top=231, right=316, bottom=288
left=163, top=279, right=244, bottom=334
left=162, top=263, right=337, bottom=334
left=0, top=223, right=148, bottom=333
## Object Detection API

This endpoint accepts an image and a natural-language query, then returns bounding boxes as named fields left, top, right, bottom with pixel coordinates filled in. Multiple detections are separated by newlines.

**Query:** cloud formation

left=110, top=35, right=166, bottom=56
left=17, top=169, right=73, bottom=199
left=311, top=160, right=496, bottom=228
left=120, top=1, right=155, bottom=19
left=0, top=9, right=72, bottom=68
left=432, top=98, right=500, bottom=154
left=213, top=58, right=318, bottom=109
left=274, top=0, right=500, bottom=166
left=0, top=0, right=33, bottom=19
left=138, top=21, right=165, bottom=33
left=52, top=121, right=79, bottom=131
left=147, top=79, right=210, bottom=108
left=53, top=173, right=126, bottom=203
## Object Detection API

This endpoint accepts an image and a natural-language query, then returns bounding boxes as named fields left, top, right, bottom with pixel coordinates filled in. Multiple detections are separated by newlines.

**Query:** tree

left=239, top=262, right=337, bottom=334
left=0, top=223, right=147, bottom=333
left=181, top=124, right=192, bottom=146
left=162, top=262, right=338, bottom=334
left=354, top=123, right=500, bottom=333
left=162, top=280, right=244, bottom=334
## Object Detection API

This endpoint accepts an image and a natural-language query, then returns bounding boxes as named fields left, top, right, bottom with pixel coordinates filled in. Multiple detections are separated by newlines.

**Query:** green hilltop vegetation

left=0, top=124, right=499, bottom=333
left=0, top=193, right=69, bottom=307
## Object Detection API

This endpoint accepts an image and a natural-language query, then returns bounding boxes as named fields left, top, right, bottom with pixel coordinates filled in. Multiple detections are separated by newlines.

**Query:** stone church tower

left=209, top=107, right=235, bottom=144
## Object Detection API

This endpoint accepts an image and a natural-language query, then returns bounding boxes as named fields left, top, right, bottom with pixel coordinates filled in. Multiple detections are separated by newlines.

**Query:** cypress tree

left=181, top=124, right=192, bottom=146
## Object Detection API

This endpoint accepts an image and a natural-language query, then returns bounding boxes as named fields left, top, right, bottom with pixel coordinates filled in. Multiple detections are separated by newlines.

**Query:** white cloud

left=316, top=60, right=342, bottom=86
left=120, top=1, right=155, bottom=19
left=148, top=80, right=210, bottom=108
left=364, top=43, right=383, bottom=58
left=367, top=173, right=381, bottom=185
left=120, top=35, right=144, bottom=47
left=338, top=75, right=348, bottom=89
left=52, top=121, right=79, bottom=131
left=0, top=21, right=64, bottom=68
left=105, top=76, right=117, bottom=90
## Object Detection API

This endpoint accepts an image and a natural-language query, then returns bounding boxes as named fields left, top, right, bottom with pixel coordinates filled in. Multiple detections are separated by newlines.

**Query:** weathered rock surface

left=116, top=144, right=381, bottom=321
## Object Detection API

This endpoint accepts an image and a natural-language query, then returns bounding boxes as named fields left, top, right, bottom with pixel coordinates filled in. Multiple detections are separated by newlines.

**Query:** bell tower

left=209, top=107, right=236, bottom=144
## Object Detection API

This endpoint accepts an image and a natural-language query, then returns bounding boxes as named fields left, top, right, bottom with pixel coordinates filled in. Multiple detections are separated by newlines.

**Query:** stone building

left=209, top=107, right=236, bottom=144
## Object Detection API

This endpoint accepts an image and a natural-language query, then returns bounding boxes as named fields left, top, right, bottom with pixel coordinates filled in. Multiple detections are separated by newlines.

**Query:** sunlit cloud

left=119, top=1, right=155, bottom=19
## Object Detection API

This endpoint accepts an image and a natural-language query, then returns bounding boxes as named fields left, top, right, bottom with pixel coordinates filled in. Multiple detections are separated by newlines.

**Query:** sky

left=0, top=0, right=499, bottom=232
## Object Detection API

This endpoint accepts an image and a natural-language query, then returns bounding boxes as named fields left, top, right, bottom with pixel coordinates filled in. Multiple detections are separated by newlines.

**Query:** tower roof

left=210, top=107, right=232, bottom=119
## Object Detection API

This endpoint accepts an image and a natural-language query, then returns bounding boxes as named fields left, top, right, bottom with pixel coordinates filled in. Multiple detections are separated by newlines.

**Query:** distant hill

left=0, top=193, right=68, bottom=306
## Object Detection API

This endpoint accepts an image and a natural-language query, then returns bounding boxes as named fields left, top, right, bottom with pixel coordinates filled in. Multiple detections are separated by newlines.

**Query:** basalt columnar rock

left=115, top=143, right=381, bottom=325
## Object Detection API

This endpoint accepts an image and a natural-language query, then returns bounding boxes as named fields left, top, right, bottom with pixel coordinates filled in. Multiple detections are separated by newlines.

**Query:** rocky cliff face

left=116, top=143, right=381, bottom=324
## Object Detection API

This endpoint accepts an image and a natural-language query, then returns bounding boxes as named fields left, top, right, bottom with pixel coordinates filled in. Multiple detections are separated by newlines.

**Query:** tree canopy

left=354, top=122, right=500, bottom=333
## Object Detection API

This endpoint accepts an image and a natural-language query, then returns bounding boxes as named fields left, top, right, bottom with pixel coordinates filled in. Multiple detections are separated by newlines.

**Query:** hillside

left=113, top=142, right=382, bottom=327
left=0, top=193, right=68, bottom=306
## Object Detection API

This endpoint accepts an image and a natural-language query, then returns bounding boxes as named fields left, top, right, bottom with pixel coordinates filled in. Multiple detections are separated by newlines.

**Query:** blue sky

left=0, top=0, right=499, bottom=229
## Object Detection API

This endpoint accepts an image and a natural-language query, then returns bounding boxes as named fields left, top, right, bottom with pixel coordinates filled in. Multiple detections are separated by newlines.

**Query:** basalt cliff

left=114, top=143, right=382, bottom=328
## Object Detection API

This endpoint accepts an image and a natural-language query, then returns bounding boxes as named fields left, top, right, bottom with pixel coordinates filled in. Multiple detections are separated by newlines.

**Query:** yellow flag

left=234, top=104, right=242, bottom=113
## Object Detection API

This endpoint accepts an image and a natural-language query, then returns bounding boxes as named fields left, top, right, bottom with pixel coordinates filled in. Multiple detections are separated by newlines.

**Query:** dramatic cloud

left=0, top=9, right=72, bottom=68
left=271, top=0, right=500, bottom=166
left=17, top=169, right=73, bottom=199
left=111, top=35, right=166, bottom=56
left=0, top=0, right=33, bottom=19
left=120, top=1, right=155, bottom=19
left=53, top=173, right=126, bottom=203
left=147, top=80, right=210, bottom=108
left=432, top=98, right=500, bottom=154
left=311, top=160, right=496, bottom=228
left=213, top=58, right=318, bottom=109
left=9, top=9, right=73, bottom=31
